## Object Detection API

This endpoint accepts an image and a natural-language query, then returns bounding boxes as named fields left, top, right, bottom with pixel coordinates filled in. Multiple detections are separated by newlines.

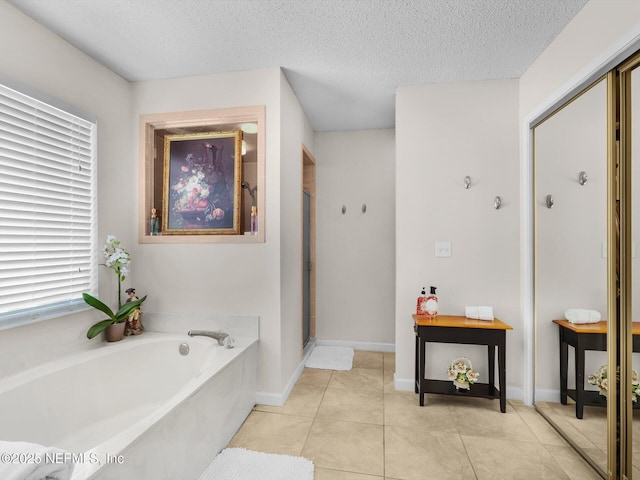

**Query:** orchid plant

left=83, top=235, right=146, bottom=339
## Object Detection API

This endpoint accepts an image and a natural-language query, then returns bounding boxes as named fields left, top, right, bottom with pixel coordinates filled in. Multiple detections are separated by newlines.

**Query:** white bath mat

left=304, top=345, right=354, bottom=370
left=199, top=448, right=314, bottom=480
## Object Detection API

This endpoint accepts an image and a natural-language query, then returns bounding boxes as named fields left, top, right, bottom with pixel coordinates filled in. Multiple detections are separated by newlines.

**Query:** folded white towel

left=465, top=306, right=479, bottom=319
left=0, top=440, right=75, bottom=480
left=478, top=306, right=494, bottom=321
left=465, top=306, right=494, bottom=321
left=564, top=309, right=601, bottom=324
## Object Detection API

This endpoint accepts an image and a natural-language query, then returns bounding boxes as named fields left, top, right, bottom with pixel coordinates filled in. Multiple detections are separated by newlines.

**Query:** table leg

left=498, top=332, right=506, bottom=413
left=559, top=330, right=568, bottom=405
left=414, top=330, right=419, bottom=394
left=419, top=334, right=426, bottom=406
left=488, top=344, right=496, bottom=394
left=575, top=337, right=585, bottom=419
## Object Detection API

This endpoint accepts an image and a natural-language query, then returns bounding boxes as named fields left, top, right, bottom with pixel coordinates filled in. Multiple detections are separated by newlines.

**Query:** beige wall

left=395, top=79, right=520, bottom=392
left=132, top=68, right=290, bottom=397
left=0, top=1, right=134, bottom=376
left=520, top=0, right=640, bottom=120
left=279, top=70, right=316, bottom=392
left=314, top=129, right=396, bottom=346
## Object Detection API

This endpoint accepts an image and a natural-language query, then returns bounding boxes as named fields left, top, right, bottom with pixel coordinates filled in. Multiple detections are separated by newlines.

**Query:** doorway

left=302, top=145, right=316, bottom=348
left=303, top=190, right=311, bottom=346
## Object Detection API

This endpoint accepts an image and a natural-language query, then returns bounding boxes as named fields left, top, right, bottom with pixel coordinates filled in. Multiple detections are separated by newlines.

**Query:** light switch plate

left=435, top=242, right=451, bottom=258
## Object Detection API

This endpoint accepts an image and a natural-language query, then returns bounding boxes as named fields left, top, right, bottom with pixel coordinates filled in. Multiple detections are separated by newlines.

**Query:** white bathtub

left=0, top=331, right=258, bottom=479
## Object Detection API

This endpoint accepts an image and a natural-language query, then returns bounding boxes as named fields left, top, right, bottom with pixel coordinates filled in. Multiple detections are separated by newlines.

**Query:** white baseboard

left=316, top=338, right=395, bottom=352
left=254, top=391, right=284, bottom=406
left=534, top=388, right=561, bottom=403
left=255, top=349, right=309, bottom=407
left=394, top=374, right=414, bottom=392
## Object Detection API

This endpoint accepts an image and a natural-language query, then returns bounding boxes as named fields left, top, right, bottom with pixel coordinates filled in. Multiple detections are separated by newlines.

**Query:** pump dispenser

left=424, top=286, right=438, bottom=318
left=416, top=287, right=427, bottom=315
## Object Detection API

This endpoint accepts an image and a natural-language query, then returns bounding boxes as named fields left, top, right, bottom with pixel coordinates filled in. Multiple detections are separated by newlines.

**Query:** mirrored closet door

left=534, top=78, right=609, bottom=476
left=533, top=51, right=640, bottom=479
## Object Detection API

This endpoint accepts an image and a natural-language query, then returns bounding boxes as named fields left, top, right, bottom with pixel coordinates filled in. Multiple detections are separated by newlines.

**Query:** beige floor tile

left=254, top=383, right=326, bottom=417
left=513, top=405, right=568, bottom=446
left=315, top=468, right=383, bottom=480
left=536, top=405, right=599, bottom=450
left=223, top=350, right=606, bottom=480
left=383, top=353, right=395, bottom=393
left=450, top=400, right=540, bottom=444
left=383, top=373, right=395, bottom=393
left=385, top=425, right=476, bottom=480
left=581, top=447, right=607, bottom=474
left=462, top=435, right=570, bottom=480
left=353, top=350, right=384, bottom=370
left=384, top=391, right=456, bottom=433
left=544, top=445, right=603, bottom=480
left=566, top=417, right=607, bottom=451
left=316, top=386, right=384, bottom=425
left=328, top=367, right=383, bottom=392
left=228, top=411, right=313, bottom=456
left=302, top=419, right=384, bottom=476
left=297, top=367, right=333, bottom=387
left=383, top=351, right=395, bottom=371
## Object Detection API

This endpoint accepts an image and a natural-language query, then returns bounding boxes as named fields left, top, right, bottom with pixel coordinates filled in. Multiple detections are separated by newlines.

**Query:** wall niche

left=138, top=105, right=265, bottom=243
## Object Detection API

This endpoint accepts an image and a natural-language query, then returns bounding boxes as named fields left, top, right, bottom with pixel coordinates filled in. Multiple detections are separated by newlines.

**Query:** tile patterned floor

left=537, top=400, right=640, bottom=477
left=228, top=351, right=601, bottom=479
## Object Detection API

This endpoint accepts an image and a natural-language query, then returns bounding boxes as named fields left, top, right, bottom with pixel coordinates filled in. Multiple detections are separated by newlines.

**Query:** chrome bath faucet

left=187, top=330, right=229, bottom=346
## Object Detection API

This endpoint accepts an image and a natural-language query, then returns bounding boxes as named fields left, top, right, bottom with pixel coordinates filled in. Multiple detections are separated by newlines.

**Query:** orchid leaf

left=82, top=293, right=115, bottom=320
left=114, top=295, right=147, bottom=321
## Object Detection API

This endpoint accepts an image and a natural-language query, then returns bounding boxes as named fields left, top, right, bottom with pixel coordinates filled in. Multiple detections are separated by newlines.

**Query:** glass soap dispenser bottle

left=424, top=286, right=438, bottom=318
left=416, top=287, right=427, bottom=315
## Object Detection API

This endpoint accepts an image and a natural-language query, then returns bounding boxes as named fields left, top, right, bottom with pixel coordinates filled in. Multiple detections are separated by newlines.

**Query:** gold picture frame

left=162, top=130, right=242, bottom=235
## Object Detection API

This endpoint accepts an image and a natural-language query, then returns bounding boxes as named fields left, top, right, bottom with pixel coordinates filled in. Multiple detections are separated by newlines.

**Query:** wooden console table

left=413, top=314, right=513, bottom=413
left=553, top=319, right=640, bottom=419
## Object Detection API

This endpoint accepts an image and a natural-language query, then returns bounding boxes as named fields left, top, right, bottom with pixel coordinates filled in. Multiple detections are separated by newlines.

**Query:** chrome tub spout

left=188, top=330, right=229, bottom=346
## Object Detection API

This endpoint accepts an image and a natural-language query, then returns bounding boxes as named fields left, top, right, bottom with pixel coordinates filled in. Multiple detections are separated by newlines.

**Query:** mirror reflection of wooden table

left=552, top=319, right=640, bottom=419
left=413, top=314, right=513, bottom=413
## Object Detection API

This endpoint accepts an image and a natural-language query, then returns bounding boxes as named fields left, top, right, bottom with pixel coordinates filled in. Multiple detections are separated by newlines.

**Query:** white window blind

left=0, top=83, right=96, bottom=327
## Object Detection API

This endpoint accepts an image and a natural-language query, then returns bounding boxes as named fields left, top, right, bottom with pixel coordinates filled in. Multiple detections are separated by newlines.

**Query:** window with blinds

left=0, top=82, right=96, bottom=328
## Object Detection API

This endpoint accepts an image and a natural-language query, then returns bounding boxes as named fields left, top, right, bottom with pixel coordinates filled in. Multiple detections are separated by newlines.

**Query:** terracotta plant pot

left=105, top=322, right=126, bottom=342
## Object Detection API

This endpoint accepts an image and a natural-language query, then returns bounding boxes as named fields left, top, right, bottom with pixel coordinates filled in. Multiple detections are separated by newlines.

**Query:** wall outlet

left=435, top=242, right=451, bottom=258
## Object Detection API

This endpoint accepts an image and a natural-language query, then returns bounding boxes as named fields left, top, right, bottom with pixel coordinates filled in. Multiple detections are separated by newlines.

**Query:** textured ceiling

left=8, top=0, right=588, bottom=131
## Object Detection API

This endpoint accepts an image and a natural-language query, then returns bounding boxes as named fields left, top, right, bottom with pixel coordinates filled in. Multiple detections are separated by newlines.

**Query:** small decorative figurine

left=124, top=287, right=144, bottom=335
left=150, top=208, right=159, bottom=235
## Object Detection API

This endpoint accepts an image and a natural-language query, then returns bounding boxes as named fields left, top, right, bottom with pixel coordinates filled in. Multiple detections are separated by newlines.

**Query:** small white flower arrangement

left=102, top=235, right=131, bottom=304
left=447, top=356, right=480, bottom=390
left=83, top=235, right=146, bottom=340
left=588, top=364, right=640, bottom=402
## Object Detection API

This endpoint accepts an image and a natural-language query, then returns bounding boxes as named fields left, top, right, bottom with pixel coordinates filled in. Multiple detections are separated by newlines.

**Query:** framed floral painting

left=162, top=131, right=242, bottom=235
